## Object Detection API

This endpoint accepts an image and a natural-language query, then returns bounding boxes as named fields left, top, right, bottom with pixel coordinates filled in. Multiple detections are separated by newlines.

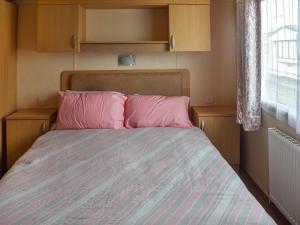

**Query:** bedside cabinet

left=192, top=106, right=240, bottom=171
left=6, top=109, right=57, bottom=169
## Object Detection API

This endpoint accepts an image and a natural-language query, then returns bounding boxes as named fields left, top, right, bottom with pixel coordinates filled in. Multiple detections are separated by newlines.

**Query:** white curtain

left=261, top=0, right=300, bottom=133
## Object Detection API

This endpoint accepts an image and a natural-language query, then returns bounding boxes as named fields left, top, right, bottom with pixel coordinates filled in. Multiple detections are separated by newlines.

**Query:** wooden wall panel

left=0, top=1, right=17, bottom=173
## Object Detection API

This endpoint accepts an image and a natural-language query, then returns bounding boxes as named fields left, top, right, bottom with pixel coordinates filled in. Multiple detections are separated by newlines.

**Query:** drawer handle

left=71, top=34, right=77, bottom=49
left=200, top=120, right=205, bottom=131
left=170, top=35, right=176, bottom=49
left=41, top=121, right=47, bottom=133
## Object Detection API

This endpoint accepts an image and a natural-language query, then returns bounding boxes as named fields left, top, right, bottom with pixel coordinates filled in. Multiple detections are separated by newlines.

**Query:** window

left=261, top=0, right=298, bottom=128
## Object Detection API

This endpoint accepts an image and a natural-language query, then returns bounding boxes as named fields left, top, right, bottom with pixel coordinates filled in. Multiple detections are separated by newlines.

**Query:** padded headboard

left=61, top=69, right=190, bottom=96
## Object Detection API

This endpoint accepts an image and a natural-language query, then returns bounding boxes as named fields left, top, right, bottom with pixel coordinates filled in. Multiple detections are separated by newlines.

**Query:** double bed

left=0, top=70, right=275, bottom=225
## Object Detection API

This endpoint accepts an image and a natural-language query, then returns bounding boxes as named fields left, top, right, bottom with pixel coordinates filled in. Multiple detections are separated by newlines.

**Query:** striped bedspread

left=0, top=128, right=275, bottom=225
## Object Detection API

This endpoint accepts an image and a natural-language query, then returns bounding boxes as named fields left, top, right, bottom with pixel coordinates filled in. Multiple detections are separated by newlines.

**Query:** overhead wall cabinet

left=169, top=5, right=211, bottom=52
left=34, top=0, right=210, bottom=5
left=37, top=4, right=85, bottom=52
left=35, top=0, right=211, bottom=52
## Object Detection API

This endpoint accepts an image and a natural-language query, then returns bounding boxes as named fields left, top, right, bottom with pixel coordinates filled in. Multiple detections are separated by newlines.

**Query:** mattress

left=0, top=128, right=275, bottom=225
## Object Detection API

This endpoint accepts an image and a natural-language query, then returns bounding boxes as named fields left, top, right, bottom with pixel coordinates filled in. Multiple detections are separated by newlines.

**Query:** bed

left=0, top=70, right=275, bottom=225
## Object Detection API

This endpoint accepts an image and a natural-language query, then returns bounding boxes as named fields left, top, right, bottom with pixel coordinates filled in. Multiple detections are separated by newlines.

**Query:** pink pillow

left=125, top=95, right=193, bottom=128
left=55, top=92, right=127, bottom=130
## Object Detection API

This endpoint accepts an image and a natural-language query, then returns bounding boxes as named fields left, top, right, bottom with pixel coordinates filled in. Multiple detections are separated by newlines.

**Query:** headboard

left=61, top=69, right=190, bottom=96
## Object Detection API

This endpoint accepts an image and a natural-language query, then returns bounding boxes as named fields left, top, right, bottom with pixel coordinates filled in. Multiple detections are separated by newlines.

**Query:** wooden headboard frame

left=61, top=69, right=190, bottom=96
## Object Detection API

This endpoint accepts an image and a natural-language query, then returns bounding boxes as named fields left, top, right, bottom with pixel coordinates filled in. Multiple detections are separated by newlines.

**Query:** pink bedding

left=0, top=128, right=275, bottom=225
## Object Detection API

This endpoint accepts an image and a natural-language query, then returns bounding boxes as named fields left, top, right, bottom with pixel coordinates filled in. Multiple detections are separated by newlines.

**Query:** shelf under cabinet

left=81, top=41, right=169, bottom=44
left=80, top=41, right=169, bottom=52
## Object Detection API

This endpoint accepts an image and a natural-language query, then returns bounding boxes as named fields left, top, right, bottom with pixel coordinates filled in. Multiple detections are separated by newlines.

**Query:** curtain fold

left=236, top=0, right=262, bottom=131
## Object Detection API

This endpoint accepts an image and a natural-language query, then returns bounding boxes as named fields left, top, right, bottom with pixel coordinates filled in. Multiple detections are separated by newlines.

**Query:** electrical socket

left=205, top=96, right=215, bottom=105
left=37, top=97, right=47, bottom=106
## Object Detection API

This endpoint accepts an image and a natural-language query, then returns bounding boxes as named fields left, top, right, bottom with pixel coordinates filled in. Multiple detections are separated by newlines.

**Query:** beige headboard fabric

left=61, top=69, right=190, bottom=96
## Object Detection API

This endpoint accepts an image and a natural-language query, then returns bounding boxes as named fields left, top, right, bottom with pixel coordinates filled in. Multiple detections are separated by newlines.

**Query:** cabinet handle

left=71, top=34, right=77, bottom=49
left=170, top=35, right=176, bottom=49
left=41, top=121, right=47, bottom=134
left=200, top=120, right=205, bottom=131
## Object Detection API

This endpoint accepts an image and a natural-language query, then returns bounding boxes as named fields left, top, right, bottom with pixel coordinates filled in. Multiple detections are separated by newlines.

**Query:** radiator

left=268, top=128, right=300, bottom=225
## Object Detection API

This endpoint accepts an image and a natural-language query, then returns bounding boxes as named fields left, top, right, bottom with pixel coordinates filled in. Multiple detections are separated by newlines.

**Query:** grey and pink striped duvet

left=0, top=128, right=275, bottom=225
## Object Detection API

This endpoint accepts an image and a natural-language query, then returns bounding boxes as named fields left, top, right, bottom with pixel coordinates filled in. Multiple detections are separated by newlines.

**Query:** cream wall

left=17, top=0, right=237, bottom=109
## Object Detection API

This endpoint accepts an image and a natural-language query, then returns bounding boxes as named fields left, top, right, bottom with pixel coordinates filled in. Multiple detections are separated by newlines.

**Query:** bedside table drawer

left=6, top=119, right=50, bottom=168
left=192, top=106, right=240, bottom=170
left=5, top=109, right=57, bottom=170
left=197, top=116, right=240, bottom=165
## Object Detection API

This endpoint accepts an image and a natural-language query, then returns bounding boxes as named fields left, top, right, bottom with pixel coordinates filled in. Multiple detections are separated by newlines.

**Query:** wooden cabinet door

left=6, top=120, right=49, bottom=169
left=198, top=116, right=240, bottom=165
left=37, top=5, right=81, bottom=52
left=169, top=4, right=211, bottom=52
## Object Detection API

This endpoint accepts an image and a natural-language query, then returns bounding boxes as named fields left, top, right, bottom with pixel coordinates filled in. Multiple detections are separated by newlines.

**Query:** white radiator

left=268, top=128, right=300, bottom=225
